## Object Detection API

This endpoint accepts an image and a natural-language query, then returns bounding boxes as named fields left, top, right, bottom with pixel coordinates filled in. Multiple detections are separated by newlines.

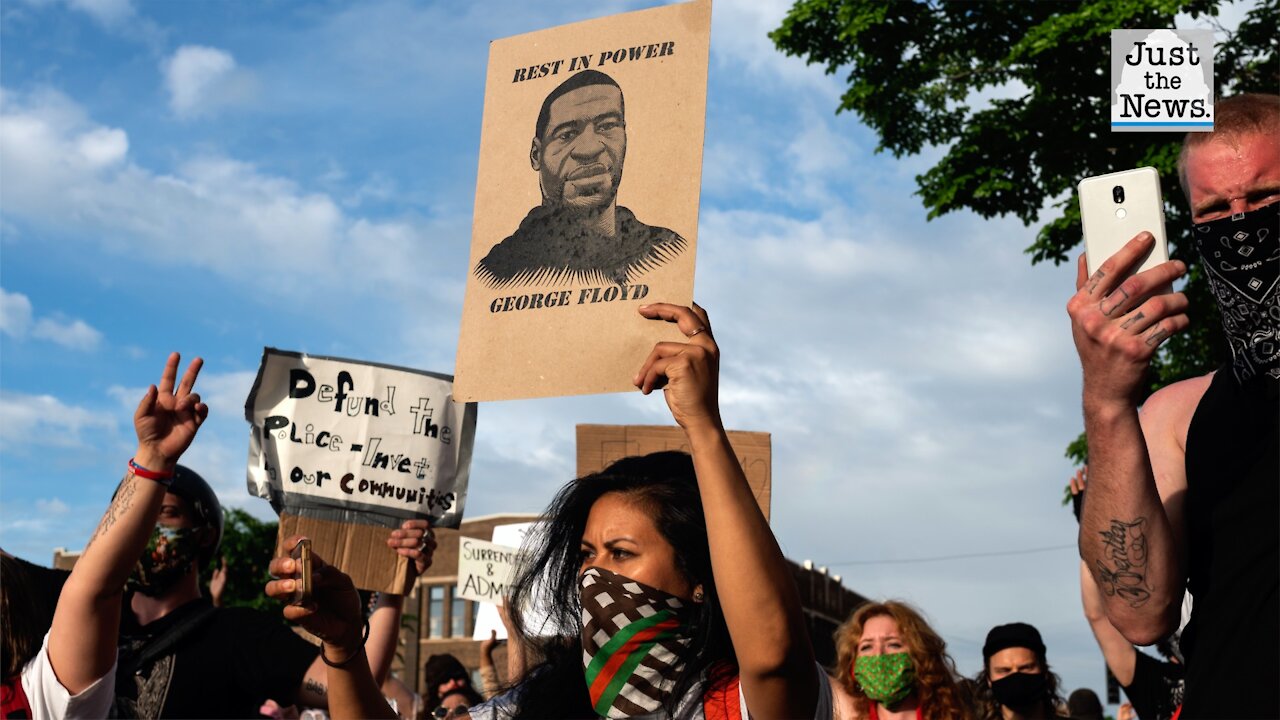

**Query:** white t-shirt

left=20, top=633, right=116, bottom=720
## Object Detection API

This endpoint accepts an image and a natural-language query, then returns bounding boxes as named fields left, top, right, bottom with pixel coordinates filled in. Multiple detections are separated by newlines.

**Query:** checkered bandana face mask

left=1192, top=202, right=1280, bottom=382
left=580, top=566, right=693, bottom=717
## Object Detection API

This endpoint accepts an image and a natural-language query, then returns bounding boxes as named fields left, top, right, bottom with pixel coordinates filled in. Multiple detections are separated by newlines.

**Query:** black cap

left=983, top=622, right=1046, bottom=660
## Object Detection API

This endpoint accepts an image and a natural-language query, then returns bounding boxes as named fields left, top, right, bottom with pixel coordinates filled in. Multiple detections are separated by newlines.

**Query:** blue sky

left=1, top=0, right=1244, bottom=708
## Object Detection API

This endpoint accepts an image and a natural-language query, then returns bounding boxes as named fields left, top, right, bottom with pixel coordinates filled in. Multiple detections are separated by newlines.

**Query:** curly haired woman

left=833, top=601, right=972, bottom=720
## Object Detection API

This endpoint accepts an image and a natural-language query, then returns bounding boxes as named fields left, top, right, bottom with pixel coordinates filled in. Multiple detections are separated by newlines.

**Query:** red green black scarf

left=580, top=567, right=692, bottom=717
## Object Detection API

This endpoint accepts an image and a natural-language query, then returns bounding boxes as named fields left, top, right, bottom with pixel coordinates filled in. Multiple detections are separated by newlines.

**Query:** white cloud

left=0, top=392, right=119, bottom=452
left=0, top=288, right=33, bottom=337
left=67, top=0, right=133, bottom=25
left=710, top=0, right=843, bottom=96
left=0, top=287, right=101, bottom=350
left=163, top=45, right=255, bottom=118
left=0, top=87, right=456, bottom=305
left=75, top=126, right=128, bottom=167
left=12, top=0, right=136, bottom=27
left=31, top=317, right=103, bottom=351
left=36, top=498, right=70, bottom=514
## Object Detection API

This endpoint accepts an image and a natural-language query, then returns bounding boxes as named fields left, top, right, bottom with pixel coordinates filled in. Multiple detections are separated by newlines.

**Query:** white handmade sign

left=457, top=536, right=519, bottom=605
left=472, top=522, right=561, bottom=640
left=245, top=348, right=477, bottom=528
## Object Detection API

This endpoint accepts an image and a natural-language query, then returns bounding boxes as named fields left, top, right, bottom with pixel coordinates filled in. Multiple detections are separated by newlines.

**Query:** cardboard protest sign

left=245, top=348, right=477, bottom=592
left=456, top=536, right=518, bottom=605
left=576, top=424, right=772, bottom=519
left=455, top=0, right=712, bottom=401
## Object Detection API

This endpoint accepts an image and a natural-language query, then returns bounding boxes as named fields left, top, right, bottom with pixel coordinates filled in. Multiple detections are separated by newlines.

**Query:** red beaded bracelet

left=129, top=458, right=174, bottom=486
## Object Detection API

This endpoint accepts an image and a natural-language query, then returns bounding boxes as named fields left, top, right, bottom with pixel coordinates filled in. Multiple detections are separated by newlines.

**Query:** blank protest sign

left=575, top=424, right=772, bottom=520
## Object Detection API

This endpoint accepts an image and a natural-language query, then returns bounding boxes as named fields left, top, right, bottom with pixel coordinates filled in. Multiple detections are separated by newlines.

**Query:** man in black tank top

left=1066, top=93, right=1280, bottom=718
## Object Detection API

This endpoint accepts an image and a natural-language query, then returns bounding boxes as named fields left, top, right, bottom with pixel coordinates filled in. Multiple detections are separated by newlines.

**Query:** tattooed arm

left=48, top=353, right=207, bottom=694
left=1067, top=234, right=1196, bottom=644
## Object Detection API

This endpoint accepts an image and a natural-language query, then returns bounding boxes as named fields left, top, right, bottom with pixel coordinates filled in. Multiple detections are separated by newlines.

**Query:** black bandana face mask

left=1191, top=202, right=1280, bottom=383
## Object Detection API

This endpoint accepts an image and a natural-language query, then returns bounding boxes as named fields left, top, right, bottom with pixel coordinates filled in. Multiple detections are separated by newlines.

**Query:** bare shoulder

left=1139, top=372, right=1214, bottom=504
left=1139, top=372, right=1214, bottom=451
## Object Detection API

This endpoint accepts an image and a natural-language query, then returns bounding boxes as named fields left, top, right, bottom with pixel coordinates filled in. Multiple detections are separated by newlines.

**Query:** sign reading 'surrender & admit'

left=455, top=0, right=711, bottom=402
left=245, top=348, right=477, bottom=592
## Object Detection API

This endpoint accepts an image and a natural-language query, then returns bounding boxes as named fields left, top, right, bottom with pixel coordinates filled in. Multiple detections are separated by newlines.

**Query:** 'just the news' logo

left=1111, top=29, right=1214, bottom=132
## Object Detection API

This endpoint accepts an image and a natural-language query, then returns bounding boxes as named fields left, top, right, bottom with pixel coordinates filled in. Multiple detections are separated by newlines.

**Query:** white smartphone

left=1078, top=167, right=1170, bottom=277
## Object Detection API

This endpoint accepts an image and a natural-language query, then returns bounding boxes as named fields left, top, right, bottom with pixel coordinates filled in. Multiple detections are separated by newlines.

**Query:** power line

left=827, top=543, right=1076, bottom=567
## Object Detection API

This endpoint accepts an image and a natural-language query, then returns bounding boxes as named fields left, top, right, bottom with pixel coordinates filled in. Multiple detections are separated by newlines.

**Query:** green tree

left=203, top=507, right=284, bottom=615
left=771, top=0, right=1278, bottom=468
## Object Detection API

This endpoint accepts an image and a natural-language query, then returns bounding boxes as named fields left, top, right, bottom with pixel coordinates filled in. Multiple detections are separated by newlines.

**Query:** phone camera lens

left=1112, top=185, right=1125, bottom=204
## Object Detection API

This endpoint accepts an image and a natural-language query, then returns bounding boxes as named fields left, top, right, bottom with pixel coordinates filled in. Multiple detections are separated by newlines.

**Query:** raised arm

left=1067, top=235, right=1190, bottom=644
left=1080, top=560, right=1137, bottom=684
left=635, top=303, right=818, bottom=719
left=1071, top=469, right=1136, bottom=685
left=296, top=519, right=436, bottom=706
left=267, top=538, right=397, bottom=720
left=48, top=352, right=207, bottom=693
left=496, top=602, right=527, bottom=686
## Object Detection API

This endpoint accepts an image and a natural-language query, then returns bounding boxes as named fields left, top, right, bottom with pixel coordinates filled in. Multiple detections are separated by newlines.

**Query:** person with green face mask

left=833, top=601, right=972, bottom=720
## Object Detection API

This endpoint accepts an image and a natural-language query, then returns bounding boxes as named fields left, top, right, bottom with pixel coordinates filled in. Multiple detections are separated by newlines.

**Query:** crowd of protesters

left=2, top=94, right=1276, bottom=720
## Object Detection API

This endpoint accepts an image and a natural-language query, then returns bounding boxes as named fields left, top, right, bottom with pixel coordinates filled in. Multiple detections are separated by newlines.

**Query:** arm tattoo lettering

left=1096, top=517, right=1152, bottom=607
left=1144, top=326, right=1169, bottom=347
left=1100, top=287, right=1130, bottom=317
left=86, top=471, right=138, bottom=550
left=1086, top=269, right=1107, bottom=294
left=1120, top=311, right=1146, bottom=330
left=304, top=678, right=327, bottom=698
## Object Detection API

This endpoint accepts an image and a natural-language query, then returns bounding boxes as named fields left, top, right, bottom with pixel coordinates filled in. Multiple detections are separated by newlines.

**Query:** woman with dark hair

left=974, top=624, right=1065, bottom=720
left=422, top=654, right=474, bottom=711
left=262, top=303, right=830, bottom=720
left=832, top=600, right=971, bottom=720
left=471, top=302, right=831, bottom=719
left=1, top=352, right=208, bottom=719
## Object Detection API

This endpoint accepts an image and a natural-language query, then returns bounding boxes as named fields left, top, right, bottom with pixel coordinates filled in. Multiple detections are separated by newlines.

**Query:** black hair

left=1, top=554, right=45, bottom=680
left=1155, top=633, right=1183, bottom=664
left=1066, top=688, right=1104, bottom=720
left=422, top=653, right=471, bottom=709
left=534, top=69, right=624, bottom=141
left=502, top=451, right=732, bottom=718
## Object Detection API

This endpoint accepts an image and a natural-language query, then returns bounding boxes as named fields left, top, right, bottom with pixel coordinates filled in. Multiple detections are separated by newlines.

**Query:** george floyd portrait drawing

left=473, top=69, right=688, bottom=289
left=455, top=0, right=709, bottom=402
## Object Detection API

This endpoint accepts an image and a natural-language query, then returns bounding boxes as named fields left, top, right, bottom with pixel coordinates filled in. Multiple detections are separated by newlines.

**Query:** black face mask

left=991, top=671, right=1048, bottom=710
left=1191, top=202, right=1280, bottom=383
